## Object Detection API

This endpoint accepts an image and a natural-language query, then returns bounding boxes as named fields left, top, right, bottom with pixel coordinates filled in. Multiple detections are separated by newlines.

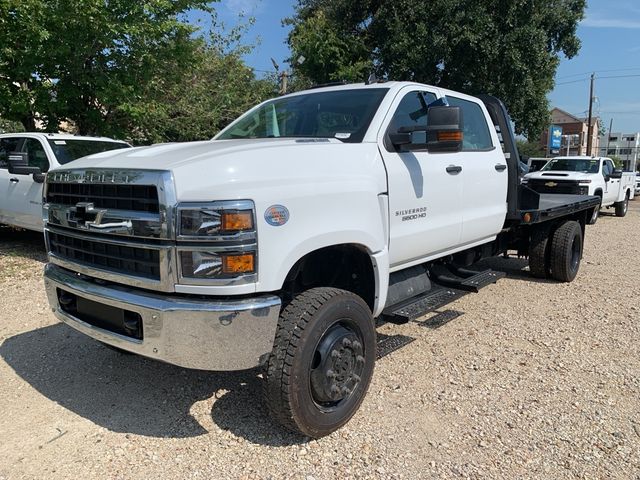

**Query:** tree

left=516, top=139, right=545, bottom=159
left=0, top=0, right=214, bottom=135
left=287, top=0, right=586, bottom=139
left=130, top=46, right=278, bottom=144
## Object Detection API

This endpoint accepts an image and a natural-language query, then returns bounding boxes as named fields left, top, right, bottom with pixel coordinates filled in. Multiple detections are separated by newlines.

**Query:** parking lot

left=1, top=203, right=639, bottom=480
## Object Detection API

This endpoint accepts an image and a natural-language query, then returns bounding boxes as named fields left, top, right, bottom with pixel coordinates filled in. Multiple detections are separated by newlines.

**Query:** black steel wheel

left=263, top=287, right=375, bottom=438
left=549, top=221, right=583, bottom=282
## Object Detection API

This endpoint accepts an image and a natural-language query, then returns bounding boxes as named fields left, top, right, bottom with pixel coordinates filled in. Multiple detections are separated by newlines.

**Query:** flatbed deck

left=519, top=193, right=600, bottom=224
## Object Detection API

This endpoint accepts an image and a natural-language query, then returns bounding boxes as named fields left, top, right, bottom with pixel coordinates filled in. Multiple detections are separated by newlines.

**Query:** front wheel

left=587, top=201, right=600, bottom=225
left=263, top=288, right=376, bottom=438
left=614, top=193, right=629, bottom=217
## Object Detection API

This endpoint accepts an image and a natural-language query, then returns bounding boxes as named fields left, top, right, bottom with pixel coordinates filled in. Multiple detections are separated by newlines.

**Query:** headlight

left=176, top=200, right=257, bottom=284
left=179, top=251, right=255, bottom=278
left=178, top=201, right=255, bottom=238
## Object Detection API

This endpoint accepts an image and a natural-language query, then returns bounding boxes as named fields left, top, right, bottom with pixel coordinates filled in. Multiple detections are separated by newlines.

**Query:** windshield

left=541, top=158, right=600, bottom=174
left=48, top=139, right=130, bottom=165
left=217, top=88, right=389, bottom=143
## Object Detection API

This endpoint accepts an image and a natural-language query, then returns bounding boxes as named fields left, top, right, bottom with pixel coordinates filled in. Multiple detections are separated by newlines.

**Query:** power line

left=556, top=67, right=640, bottom=80
left=555, top=73, right=640, bottom=86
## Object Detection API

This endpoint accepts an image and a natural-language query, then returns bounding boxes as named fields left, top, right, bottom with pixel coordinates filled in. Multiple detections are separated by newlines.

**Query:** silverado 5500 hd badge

left=396, top=207, right=427, bottom=222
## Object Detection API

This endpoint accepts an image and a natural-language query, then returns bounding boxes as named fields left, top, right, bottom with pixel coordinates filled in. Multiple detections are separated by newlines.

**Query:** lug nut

left=342, top=338, right=352, bottom=348
left=326, top=369, right=336, bottom=379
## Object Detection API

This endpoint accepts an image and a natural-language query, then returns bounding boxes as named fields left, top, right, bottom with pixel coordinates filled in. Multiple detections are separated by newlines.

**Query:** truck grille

left=46, top=183, right=159, bottom=213
left=48, top=231, right=161, bottom=280
left=527, top=180, right=585, bottom=195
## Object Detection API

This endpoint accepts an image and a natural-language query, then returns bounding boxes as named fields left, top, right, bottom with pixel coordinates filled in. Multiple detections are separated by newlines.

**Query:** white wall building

left=600, top=132, right=640, bottom=171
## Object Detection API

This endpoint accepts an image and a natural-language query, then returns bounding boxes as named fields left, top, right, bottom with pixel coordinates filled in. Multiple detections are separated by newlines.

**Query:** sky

left=204, top=0, right=640, bottom=134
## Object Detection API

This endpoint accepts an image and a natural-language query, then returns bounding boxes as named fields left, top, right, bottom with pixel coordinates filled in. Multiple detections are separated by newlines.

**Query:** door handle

left=446, top=165, right=463, bottom=174
left=495, top=164, right=507, bottom=172
left=9, top=177, right=19, bottom=183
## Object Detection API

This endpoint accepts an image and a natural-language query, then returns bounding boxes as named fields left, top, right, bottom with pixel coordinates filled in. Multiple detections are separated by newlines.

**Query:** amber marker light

left=523, top=212, right=532, bottom=223
left=437, top=131, right=464, bottom=142
left=222, top=253, right=255, bottom=274
left=221, top=210, right=254, bottom=232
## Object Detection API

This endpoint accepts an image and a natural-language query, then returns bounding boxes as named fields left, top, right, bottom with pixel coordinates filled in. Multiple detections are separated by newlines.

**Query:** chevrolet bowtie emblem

left=70, top=202, right=106, bottom=228
left=545, top=182, right=558, bottom=187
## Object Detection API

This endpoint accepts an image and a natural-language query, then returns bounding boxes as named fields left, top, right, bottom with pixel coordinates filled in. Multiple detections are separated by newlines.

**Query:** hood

left=51, top=138, right=387, bottom=202
left=524, top=170, right=594, bottom=181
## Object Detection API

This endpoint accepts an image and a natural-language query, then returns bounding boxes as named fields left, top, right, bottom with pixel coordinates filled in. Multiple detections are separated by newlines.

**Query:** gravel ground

left=0, top=203, right=639, bottom=480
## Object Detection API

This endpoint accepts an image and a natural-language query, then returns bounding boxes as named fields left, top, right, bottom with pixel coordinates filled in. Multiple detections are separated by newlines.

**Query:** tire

left=263, top=287, right=376, bottom=438
left=587, top=201, right=600, bottom=225
left=529, top=225, right=552, bottom=278
left=549, top=221, right=583, bottom=282
left=614, top=192, right=629, bottom=217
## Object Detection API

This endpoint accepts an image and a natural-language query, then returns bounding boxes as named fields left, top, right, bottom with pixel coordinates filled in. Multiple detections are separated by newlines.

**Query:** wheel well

left=281, top=245, right=376, bottom=312
left=593, top=189, right=603, bottom=198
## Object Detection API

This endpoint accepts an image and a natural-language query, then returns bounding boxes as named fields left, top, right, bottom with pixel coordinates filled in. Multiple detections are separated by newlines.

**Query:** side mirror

left=426, top=106, right=463, bottom=153
left=8, top=152, right=42, bottom=176
left=390, top=106, right=463, bottom=153
left=611, top=169, right=623, bottom=178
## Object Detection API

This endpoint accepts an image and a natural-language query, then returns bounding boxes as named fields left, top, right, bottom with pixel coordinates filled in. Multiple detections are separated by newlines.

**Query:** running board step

left=383, top=288, right=463, bottom=324
left=457, top=269, right=506, bottom=292
left=430, top=268, right=506, bottom=293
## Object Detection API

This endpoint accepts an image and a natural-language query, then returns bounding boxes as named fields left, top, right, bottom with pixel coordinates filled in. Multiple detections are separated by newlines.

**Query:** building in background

left=539, top=108, right=600, bottom=157
left=599, top=132, right=640, bottom=171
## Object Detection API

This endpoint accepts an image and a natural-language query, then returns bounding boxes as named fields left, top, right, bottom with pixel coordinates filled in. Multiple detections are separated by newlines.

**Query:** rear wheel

left=263, top=287, right=376, bottom=438
left=549, top=221, right=583, bottom=282
left=529, top=225, right=552, bottom=278
left=614, top=192, right=629, bottom=217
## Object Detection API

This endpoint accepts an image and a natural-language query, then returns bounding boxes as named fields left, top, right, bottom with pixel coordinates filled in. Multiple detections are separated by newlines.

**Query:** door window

left=22, top=138, right=50, bottom=172
left=0, top=138, right=23, bottom=169
left=385, top=91, right=437, bottom=149
left=446, top=97, right=494, bottom=151
left=602, top=160, right=613, bottom=177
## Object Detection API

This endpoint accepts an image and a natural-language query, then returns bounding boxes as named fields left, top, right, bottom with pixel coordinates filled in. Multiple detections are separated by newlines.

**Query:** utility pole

left=605, top=118, right=613, bottom=156
left=280, top=71, right=288, bottom=95
left=586, top=72, right=595, bottom=156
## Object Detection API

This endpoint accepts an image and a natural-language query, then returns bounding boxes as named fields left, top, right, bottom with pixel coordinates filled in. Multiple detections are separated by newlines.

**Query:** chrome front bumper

left=44, top=264, right=281, bottom=371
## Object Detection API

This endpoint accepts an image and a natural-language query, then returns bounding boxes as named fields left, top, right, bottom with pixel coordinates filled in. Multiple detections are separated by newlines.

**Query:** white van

left=0, top=133, right=130, bottom=231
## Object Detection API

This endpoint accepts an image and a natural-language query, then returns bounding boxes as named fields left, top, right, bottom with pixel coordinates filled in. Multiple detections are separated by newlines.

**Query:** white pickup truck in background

left=524, top=156, right=635, bottom=224
left=0, top=133, right=130, bottom=231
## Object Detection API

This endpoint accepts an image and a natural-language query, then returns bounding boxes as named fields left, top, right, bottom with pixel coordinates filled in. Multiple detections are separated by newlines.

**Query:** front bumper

left=44, top=264, right=281, bottom=371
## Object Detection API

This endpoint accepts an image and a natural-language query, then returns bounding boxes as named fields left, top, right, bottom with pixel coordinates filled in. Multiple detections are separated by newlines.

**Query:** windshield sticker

left=54, top=140, right=67, bottom=145
left=335, top=132, right=351, bottom=140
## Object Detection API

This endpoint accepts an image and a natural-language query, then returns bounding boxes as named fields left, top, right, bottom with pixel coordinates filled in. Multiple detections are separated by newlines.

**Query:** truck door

left=602, top=159, right=618, bottom=204
left=446, top=95, right=508, bottom=245
left=0, top=137, right=25, bottom=226
left=6, top=138, right=50, bottom=231
left=379, top=88, right=464, bottom=267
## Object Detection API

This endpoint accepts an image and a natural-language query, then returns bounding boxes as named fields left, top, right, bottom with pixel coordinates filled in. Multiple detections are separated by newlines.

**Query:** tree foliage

left=0, top=0, right=276, bottom=142
left=287, top=0, right=586, bottom=138
left=516, top=139, right=545, bottom=159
